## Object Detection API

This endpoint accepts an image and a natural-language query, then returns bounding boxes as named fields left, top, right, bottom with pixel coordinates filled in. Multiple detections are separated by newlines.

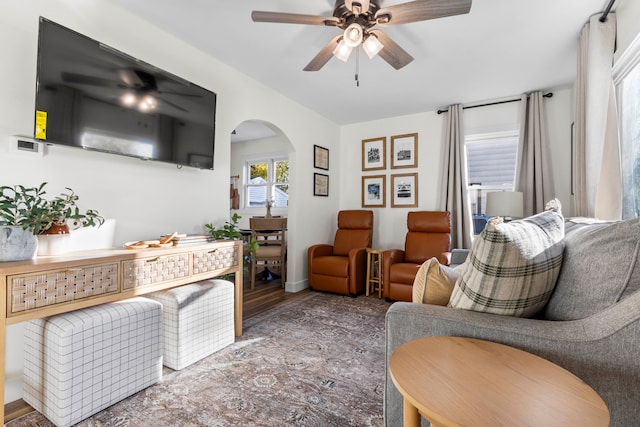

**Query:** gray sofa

left=385, top=218, right=640, bottom=427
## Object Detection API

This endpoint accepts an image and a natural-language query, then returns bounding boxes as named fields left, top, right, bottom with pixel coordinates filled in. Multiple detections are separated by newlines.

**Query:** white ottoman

left=146, top=279, right=234, bottom=370
left=23, top=297, right=163, bottom=427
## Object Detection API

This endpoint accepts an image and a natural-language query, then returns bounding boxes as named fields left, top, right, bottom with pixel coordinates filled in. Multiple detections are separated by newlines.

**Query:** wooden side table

left=366, top=248, right=383, bottom=298
left=389, top=336, right=610, bottom=427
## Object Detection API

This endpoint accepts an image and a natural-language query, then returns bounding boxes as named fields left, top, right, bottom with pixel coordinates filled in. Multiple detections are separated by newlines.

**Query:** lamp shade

left=485, top=191, right=524, bottom=219
left=343, top=23, right=363, bottom=47
left=363, top=34, right=383, bottom=59
left=333, top=39, right=353, bottom=62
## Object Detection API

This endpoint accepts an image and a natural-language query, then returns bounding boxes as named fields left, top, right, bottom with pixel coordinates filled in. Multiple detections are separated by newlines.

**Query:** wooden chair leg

left=281, top=255, right=285, bottom=289
left=250, top=258, right=256, bottom=290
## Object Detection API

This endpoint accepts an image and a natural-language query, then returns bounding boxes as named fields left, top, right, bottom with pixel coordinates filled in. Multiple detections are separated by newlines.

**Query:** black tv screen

left=34, top=17, right=216, bottom=169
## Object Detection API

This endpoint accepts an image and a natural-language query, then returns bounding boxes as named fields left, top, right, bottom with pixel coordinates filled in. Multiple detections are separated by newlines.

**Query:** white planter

left=0, top=226, right=38, bottom=262
left=37, top=233, right=71, bottom=256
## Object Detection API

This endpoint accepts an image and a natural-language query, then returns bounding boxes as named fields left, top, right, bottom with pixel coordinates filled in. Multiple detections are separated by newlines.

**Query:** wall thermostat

left=10, top=136, right=45, bottom=156
left=18, top=139, right=38, bottom=152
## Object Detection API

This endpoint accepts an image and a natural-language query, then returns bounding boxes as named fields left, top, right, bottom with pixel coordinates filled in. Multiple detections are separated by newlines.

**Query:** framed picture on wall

left=314, top=173, right=329, bottom=196
left=391, top=173, right=418, bottom=207
left=362, top=137, right=386, bottom=171
left=314, top=145, right=329, bottom=170
left=391, top=133, right=418, bottom=169
left=362, top=175, right=386, bottom=208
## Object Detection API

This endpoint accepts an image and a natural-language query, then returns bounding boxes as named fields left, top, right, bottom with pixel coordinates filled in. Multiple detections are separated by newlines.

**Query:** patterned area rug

left=8, top=292, right=391, bottom=427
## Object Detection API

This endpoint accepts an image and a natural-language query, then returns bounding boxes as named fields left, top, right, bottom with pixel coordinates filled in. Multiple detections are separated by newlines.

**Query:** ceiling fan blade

left=158, top=90, right=202, bottom=98
left=161, top=98, right=188, bottom=112
left=251, top=11, right=338, bottom=26
left=303, top=35, right=342, bottom=71
left=376, top=0, right=471, bottom=26
left=118, top=68, right=151, bottom=89
left=61, top=72, right=122, bottom=88
left=370, top=30, right=414, bottom=70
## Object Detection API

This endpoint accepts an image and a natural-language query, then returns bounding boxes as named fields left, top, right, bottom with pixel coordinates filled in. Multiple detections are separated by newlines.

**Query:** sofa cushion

left=412, top=258, right=460, bottom=305
left=448, top=201, right=565, bottom=317
left=543, top=217, right=640, bottom=320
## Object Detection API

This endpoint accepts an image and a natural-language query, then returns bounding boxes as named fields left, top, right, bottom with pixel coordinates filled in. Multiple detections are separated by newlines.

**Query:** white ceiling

left=106, top=0, right=614, bottom=126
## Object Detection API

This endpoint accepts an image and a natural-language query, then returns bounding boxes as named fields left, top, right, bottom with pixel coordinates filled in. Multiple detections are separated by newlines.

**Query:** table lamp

left=485, top=191, right=524, bottom=221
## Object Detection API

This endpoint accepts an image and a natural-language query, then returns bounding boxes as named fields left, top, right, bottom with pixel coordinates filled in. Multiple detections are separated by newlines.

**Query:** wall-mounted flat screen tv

left=34, top=17, right=216, bottom=169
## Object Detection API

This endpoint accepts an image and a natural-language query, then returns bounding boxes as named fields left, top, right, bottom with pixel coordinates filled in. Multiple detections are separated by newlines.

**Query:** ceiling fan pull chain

left=355, top=47, right=360, bottom=87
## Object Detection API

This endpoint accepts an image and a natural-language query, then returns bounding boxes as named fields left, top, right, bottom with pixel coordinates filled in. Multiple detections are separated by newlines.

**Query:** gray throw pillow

left=544, top=218, right=640, bottom=321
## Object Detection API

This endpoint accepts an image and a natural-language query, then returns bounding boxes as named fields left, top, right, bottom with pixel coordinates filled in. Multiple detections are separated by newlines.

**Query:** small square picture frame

left=362, top=137, right=386, bottom=171
left=314, top=144, right=329, bottom=170
left=362, top=175, right=386, bottom=208
left=391, top=173, right=418, bottom=207
left=314, top=173, right=329, bottom=196
left=391, top=133, right=418, bottom=169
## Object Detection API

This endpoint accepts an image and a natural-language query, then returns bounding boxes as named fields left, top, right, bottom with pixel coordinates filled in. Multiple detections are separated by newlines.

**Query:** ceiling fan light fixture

left=333, top=39, right=353, bottom=62
left=343, top=23, right=363, bottom=47
left=121, top=93, right=137, bottom=107
left=363, top=34, right=383, bottom=59
left=139, top=95, right=157, bottom=111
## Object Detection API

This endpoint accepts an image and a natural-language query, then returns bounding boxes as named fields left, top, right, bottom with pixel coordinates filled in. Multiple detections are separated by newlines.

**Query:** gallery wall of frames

left=361, top=133, right=419, bottom=208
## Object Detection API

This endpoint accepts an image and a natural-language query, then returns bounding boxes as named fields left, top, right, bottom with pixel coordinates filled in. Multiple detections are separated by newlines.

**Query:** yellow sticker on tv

left=35, top=110, right=47, bottom=139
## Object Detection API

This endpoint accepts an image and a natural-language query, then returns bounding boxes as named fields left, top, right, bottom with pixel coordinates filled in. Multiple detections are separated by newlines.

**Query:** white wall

left=615, top=0, right=640, bottom=60
left=1, top=1, right=340, bottom=403
left=340, top=87, right=575, bottom=250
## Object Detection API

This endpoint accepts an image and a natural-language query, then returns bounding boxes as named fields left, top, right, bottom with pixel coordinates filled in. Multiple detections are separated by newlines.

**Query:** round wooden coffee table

left=389, top=336, right=610, bottom=427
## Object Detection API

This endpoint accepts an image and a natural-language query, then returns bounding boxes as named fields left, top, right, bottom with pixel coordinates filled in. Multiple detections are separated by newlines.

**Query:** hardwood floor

left=242, top=270, right=309, bottom=320
left=5, top=271, right=305, bottom=423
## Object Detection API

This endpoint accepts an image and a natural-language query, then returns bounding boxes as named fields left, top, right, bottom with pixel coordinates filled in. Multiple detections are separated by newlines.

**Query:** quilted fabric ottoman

left=23, top=297, right=163, bottom=427
left=146, top=279, right=235, bottom=370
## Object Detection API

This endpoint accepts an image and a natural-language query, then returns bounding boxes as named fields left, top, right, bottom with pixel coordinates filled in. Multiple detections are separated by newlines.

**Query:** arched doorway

left=230, top=120, right=299, bottom=317
left=230, top=119, right=292, bottom=227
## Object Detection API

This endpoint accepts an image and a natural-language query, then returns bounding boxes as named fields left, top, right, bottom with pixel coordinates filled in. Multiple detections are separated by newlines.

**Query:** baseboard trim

left=285, top=279, right=308, bottom=293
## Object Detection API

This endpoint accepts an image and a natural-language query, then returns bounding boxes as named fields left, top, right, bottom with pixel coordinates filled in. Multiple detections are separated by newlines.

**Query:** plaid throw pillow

left=448, top=200, right=565, bottom=317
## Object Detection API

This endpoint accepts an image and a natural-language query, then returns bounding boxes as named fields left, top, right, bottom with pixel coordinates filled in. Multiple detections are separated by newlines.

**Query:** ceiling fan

left=252, top=0, right=472, bottom=71
left=61, top=68, right=197, bottom=112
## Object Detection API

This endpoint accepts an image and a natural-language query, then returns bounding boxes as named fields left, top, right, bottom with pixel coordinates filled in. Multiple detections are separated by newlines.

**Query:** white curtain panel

left=438, top=104, right=473, bottom=249
left=573, top=13, right=622, bottom=219
left=515, top=92, right=555, bottom=216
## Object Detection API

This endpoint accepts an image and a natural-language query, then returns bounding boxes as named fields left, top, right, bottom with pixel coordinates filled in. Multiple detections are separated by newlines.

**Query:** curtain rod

left=436, top=92, right=553, bottom=115
left=600, top=0, right=616, bottom=22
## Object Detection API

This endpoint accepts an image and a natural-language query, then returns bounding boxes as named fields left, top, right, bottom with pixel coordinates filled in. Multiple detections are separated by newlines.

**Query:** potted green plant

left=205, top=213, right=258, bottom=269
left=36, top=187, right=104, bottom=256
left=0, top=182, right=104, bottom=260
left=0, top=183, right=47, bottom=261
left=39, top=188, right=104, bottom=235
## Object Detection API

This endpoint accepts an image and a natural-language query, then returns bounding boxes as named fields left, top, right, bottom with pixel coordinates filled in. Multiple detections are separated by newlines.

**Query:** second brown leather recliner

left=382, top=211, right=451, bottom=302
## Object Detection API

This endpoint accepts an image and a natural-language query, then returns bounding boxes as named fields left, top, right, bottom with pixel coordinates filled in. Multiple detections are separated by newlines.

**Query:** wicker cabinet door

left=122, top=253, right=191, bottom=290
left=9, top=262, right=119, bottom=314
left=192, top=244, right=238, bottom=275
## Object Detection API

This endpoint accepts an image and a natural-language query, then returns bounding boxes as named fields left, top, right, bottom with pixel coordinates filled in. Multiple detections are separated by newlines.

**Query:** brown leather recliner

left=307, top=210, right=373, bottom=296
left=382, top=211, right=451, bottom=302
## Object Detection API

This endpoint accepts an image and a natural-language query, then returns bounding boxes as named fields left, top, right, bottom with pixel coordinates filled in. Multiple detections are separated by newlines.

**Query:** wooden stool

left=366, top=248, right=383, bottom=297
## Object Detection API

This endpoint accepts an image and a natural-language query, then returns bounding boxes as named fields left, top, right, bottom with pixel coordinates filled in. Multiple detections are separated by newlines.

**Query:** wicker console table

left=0, top=240, right=243, bottom=423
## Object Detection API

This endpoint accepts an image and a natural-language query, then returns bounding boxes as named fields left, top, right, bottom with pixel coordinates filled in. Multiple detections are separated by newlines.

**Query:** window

left=615, top=38, right=640, bottom=219
left=465, top=131, right=519, bottom=233
left=245, top=156, right=289, bottom=208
